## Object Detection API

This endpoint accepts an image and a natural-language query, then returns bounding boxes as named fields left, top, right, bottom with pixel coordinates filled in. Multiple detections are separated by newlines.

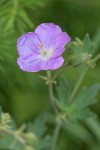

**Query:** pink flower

left=17, top=23, right=71, bottom=72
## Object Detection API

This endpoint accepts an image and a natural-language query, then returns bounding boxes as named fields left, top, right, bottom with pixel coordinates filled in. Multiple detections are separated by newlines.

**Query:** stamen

left=40, top=49, right=53, bottom=60
left=38, top=43, right=43, bottom=48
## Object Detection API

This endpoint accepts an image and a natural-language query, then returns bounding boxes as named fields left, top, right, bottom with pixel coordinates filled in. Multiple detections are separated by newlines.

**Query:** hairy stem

left=46, top=70, right=58, bottom=114
left=50, top=118, right=62, bottom=150
left=93, top=53, right=100, bottom=63
left=69, top=66, right=89, bottom=103
left=47, top=70, right=61, bottom=150
left=69, top=52, right=100, bottom=103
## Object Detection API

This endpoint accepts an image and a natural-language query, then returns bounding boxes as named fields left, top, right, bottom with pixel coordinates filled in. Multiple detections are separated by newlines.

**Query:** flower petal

left=17, top=32, right=41, bottom=57
left=17, top=55, right=41, bottom=72
left=34, top=23, right=62, bottom=48
left=51, top=32, right=71, bottom=57
left=40, top=56, right=64, bottom=70
left=17, top=55, right=64, bottom=72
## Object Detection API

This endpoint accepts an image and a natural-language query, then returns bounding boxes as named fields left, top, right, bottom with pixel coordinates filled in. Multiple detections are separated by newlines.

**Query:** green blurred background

left=0, top=0, right=100, bottom=125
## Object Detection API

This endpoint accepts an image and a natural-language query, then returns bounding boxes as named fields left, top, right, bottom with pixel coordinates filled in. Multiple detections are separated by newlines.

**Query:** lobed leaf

left=66, top=84, right=100, bottom=122
left=27, top=115, right=47, bottom=138
left=70, top=84, right=100, bottom=109
left=56, top=76, right=71, bottom=111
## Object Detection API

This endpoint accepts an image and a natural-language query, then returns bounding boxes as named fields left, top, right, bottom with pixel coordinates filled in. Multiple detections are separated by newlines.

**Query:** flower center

left=40, top=49, right=53, bottom=60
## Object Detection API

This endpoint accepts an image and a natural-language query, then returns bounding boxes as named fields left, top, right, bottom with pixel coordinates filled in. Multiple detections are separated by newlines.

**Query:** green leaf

left=67, top=108, right=96, bottom=122
left=0, top=133, right=23, bottom=150
left=27, top=114, right=52, bottom=150
left=83, top=34, right=95, bottom=54
left=70, top=84, right=100, bottom=109
left=27, top=115, right=47, bottom=138
left=66, top=84, right=100, bottom=122
left=36, top=136, right=51, bottom=150
left=56, top=76, right=71, bottom=111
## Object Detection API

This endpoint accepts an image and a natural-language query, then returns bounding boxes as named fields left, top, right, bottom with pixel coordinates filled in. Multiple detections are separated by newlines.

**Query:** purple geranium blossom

left=17, top=23, right=71, bottom=72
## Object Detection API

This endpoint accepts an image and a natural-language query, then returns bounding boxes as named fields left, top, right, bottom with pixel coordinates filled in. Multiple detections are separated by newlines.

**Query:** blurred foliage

left=0, top=108, right=37, bottom=150
left=0, top=0, right=48, bottom=33
left=34, top=0, right=100, bottom=38
left=0, top=0, right=100, bottom=150
left=0, top=0, right=49, bottom=123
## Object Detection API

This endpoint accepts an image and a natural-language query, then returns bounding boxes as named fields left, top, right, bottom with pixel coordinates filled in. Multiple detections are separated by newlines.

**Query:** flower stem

left=69, top=66, right=89, bottom=103
left=46, top=70, right=58, bottom=114
left=50, top=118, right=62, bottom=150
left=46, top=70, right=61, bottom=150
left=69, top=53, right=100, bottom=103
left=93, top=53, right=100, bottom=63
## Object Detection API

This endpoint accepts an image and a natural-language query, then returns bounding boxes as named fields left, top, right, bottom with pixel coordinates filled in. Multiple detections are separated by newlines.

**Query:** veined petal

left=17, top=55, right=41, bottom=72
left=17, top=32, right=41, bottom=57
left=34, top=23, right=62, bottom=48
left=40, top=56, right=64, bottom=70
left=51, top=32, right=71, bottom=57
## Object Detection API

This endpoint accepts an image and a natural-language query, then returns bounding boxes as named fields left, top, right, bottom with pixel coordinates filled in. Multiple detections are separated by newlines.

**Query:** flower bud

left=1, top=113, right=11, bottom=123
left=0, top=113, right=11, bottom=128
left=25, top=133, right=37, bottom=145
left=68, top=52, right=94, bottom=67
